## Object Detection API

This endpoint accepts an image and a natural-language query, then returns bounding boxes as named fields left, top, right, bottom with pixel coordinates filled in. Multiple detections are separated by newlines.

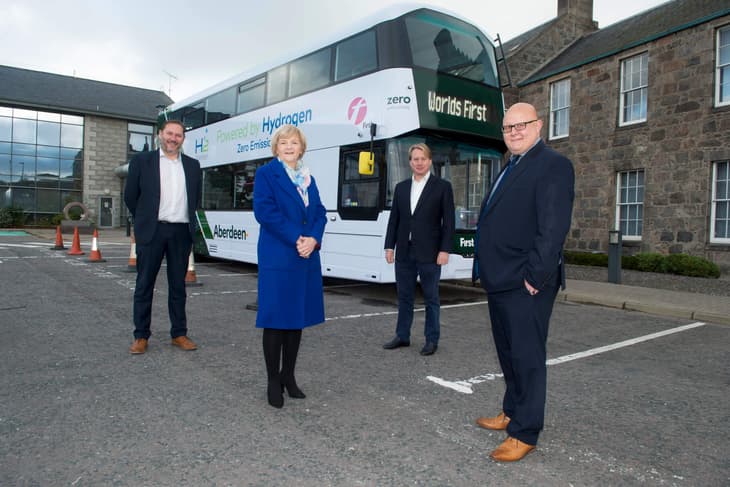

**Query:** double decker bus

left=163, top=5, right=508, bottom=283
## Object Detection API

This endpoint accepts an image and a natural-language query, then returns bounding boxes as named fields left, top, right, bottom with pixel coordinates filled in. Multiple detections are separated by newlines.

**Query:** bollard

left=608, top=230, right=622, bottom=284
left=126, top=216, right=132, bottom=237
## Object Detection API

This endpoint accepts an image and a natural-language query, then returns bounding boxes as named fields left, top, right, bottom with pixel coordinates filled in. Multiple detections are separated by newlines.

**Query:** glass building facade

left=0, top=106, right=84, bottom=225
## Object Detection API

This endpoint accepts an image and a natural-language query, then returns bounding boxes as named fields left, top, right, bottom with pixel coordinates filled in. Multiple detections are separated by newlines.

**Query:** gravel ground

left=566, top=264, right=730, bottom=297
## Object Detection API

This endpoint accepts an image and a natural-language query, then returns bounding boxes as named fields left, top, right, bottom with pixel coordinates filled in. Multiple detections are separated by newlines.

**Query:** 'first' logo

left=348, top=97, right=367, bottom=125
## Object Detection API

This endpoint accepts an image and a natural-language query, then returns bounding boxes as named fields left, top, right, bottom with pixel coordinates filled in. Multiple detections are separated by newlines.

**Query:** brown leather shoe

left=129, top=338, right=148, bottom=354
left=490, top=436, right=536, bottom=462
left=171, top=336, right=197, bottom=351
left=476, top=412, right=510, bottom=430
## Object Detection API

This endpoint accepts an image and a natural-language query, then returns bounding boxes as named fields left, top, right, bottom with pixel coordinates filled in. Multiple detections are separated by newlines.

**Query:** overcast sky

left=1, top=0, right=669, bottom=103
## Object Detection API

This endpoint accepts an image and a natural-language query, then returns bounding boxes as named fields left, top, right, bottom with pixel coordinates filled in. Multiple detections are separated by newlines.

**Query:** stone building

left=0, top=65, right=171, bottom=227
left=503, top=0, right=730, bottom=269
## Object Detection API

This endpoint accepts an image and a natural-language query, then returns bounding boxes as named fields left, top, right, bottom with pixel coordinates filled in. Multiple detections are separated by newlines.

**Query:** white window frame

left=549, top=78, right=570, bottom=140
left=716, top=26, right=730, bottom=107
left=619, top=52, right=648, bottom=126
left=615, top=169, right=644, bottom=241
left=710, top=160, right=730, bottom=244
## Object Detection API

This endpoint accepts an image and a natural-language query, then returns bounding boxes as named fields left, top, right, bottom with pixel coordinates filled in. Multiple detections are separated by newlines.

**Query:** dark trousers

left=486, top=275, right=559, bottom=445
left=394, top=246, right=442, bottom=344
left=133, top=222, right=192, bottom=339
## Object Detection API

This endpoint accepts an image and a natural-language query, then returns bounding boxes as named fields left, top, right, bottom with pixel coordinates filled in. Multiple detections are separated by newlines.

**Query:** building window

left=619, top=52, right=648, bottom=126
left=127, top=123, right=154, bottom=162
left=549, top=78, right=570, bottom=139
left=0, top=106, right=83, bottom=223
left=716, top=26, right=730, bottom=107
left=616, top=169, right=644, bottom=240
left=711, top=161, right=730, bottom=243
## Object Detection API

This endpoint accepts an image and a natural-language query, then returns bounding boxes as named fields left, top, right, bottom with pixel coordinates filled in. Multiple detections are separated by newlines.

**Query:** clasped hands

left=297, top=236, right=317, bottom=259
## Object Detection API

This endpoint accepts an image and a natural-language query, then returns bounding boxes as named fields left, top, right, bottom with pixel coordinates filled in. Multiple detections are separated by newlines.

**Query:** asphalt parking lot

left=1, top=231, right=728, bottom=486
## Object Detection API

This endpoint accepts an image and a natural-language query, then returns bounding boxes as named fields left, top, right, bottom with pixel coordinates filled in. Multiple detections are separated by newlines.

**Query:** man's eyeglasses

left=502, top=119, right=538, bottom=133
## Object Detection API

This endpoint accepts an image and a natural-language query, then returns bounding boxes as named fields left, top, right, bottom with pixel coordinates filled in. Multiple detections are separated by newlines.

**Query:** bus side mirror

left=358, top=152, right=375, bottom=175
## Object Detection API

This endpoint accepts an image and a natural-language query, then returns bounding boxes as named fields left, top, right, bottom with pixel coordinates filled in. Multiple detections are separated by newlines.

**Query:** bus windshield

left=404, top=10, right=499, bottom=87
left=386, top=137, right=502, bottom=229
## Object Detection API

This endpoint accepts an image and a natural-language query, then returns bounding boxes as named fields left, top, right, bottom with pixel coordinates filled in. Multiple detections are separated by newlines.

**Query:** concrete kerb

left=692, top=310, right=730, bottom=326
left=559, top=291, right=626, bottom=310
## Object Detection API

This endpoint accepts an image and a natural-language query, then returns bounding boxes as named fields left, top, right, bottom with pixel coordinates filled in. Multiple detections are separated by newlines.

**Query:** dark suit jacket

left=124, top=150, right=202, bottom=245
left=384, top=174, right=455, bottom=263
left=474, top=140, right=574, bottom=292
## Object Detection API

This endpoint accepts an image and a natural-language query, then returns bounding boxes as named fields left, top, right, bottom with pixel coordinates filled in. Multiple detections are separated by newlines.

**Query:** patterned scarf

left=280, top=158, right=311, bottom=207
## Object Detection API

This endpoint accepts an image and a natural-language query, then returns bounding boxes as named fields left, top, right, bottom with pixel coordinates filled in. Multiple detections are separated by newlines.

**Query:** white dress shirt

left=410, top=171, right=430, bottom=215
left=157, top=149, right=189, bottom=223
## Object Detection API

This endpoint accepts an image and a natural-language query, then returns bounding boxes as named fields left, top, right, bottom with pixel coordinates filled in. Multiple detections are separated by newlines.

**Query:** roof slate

left=518, top=0, right=730, bottom=86
left=0, top=65, right=172, bottom=122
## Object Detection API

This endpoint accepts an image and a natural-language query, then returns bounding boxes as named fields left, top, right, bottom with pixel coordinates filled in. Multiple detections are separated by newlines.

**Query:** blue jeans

left=394, top=249, right=441, bottom=344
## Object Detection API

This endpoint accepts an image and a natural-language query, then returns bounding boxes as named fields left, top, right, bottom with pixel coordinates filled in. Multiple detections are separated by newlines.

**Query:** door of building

left=99, top=197, right=113, bottom=227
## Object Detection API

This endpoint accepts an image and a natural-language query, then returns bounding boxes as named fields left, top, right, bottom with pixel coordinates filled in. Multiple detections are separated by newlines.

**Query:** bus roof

left=167, top=2, right=495, bottom=111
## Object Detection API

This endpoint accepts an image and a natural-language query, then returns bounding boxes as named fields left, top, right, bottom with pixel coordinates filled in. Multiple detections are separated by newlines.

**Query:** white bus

left=163, top=5, right=508, bottom=283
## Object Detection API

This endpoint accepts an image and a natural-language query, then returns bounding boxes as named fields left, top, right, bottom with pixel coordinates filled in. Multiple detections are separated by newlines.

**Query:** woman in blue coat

left=253, top=124, right=327, bottom=408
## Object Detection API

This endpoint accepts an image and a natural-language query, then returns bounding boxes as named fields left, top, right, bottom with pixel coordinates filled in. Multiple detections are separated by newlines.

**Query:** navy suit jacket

left=474, top=140, right=574, bottom=293
left=124, top=150, right=202, bottom=245
left=384, top=175, right=455, bottom=263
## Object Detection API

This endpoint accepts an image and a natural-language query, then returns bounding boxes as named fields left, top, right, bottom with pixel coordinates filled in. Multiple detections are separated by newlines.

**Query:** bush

left=663, top=253, right=721, bottom=278
left=564, top=251, right=607, bottom=267
left=0, top=206, right=25, bottom=228
left=564, top=250, right=720, bottom=279
left=632, top=253, right=665, bottom=273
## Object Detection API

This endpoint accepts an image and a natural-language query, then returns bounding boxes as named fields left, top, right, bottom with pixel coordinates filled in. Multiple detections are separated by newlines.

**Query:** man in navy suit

left=383, top=143, right=455, bottom=356
left=473, top=103, right=574, bottom=461
left=124, top=120, right=202, bottom=354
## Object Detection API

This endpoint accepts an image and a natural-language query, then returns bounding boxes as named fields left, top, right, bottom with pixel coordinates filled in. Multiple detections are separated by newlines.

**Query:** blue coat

left=253, top=159, right=327, bottom=329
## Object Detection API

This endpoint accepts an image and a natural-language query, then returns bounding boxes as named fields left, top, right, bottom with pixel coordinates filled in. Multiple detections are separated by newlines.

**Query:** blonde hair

left=408, top=143, right=431, bottom=160
left=271, top=124, right=308, bottom=157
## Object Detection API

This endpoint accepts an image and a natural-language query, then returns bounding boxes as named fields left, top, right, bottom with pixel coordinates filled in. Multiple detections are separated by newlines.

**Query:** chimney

left=557, top=0, right=595, bottom=27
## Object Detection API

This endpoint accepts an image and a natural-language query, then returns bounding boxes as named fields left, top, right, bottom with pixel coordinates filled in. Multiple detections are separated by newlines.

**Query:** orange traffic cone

left=87, top=229, right=106, bottom=263
left=67, top=227, right=84, bottom=255
left=125, top=234, right=137, bottom=272
left=185, top=251, right=202, bottom=287
left=51, top=225, right=66, bottom=250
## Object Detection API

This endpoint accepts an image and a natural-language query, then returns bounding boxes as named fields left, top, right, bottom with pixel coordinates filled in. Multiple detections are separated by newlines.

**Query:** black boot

left=262, top=328, right=284, bottom=408
left=281, top=329, right=305, bottom=399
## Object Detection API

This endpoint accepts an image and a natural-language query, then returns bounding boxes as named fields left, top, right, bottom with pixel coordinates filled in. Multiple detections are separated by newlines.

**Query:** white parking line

left=427, top=321, right=707, bottom=394
left=189, top=289, right=258, bottom=296
left=324, top=300, right=488, bottom=322
left=0, top=243, right=47, bottom=248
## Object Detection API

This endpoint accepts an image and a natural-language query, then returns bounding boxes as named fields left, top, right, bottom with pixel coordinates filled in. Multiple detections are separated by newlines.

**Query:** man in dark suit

left=383, top=143, right=455, bottom=356
left=124, top=120, right=202, bottom=354
left=473, top=103, right=574, bottom=461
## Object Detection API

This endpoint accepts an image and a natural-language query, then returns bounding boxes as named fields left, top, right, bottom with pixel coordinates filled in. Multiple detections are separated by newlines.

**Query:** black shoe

left=383, top=336, right=410, bottom=350
left=267, top=381, right=284, bottom=408
left=281, top=377, right=306, bottom=399
left=420, top=342, right=438, bottom=356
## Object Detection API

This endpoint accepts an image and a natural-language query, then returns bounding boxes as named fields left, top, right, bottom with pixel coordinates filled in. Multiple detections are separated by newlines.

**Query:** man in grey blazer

left=124, top=120, right=202, bottom=354
left=383, top=143, right=455, bottom=356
